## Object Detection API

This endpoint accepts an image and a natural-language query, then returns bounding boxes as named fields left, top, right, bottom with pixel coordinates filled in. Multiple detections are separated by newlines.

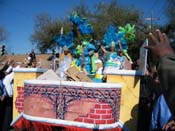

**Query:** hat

left=111, top=41, right=115, bottom=47
left=63, top=46, right=69, bottom=51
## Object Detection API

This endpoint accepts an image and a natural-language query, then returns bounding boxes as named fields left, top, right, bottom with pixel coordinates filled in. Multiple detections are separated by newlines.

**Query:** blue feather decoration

left=70, top=12, right=93, bottom=35
left=84, top=42, right=96, bottom=56
left=55, top=31, right=74, bottom=49
left=103, top=25, right=118, bottom=47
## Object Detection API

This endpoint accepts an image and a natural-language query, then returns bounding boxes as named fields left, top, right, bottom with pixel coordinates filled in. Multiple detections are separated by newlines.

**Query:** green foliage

left=31, top=13, right=71, bottom=53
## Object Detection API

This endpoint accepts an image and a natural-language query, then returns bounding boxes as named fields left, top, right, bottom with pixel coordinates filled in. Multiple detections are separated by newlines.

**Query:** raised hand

left=162, top=120, right=175, bottom=131
left=145, top=29, right=174, bottom=58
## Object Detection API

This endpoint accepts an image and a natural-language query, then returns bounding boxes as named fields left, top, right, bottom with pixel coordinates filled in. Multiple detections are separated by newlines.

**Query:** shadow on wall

left=134, top=76, right=140, bottom=89
left=123, top=104, right=139, bottom=131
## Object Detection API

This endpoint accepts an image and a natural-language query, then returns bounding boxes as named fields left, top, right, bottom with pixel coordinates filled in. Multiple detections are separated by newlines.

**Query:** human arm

left=118, top=39, right=123, bottom=55
left=145, top=29, right=175, bottom=120
left=100, top=45, right=108, bottom=55
left=158, top=54, right=175, bottom=121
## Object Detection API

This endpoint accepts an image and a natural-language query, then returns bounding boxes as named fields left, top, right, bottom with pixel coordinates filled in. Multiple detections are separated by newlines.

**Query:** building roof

left=0, top=54, right=51, bottom=63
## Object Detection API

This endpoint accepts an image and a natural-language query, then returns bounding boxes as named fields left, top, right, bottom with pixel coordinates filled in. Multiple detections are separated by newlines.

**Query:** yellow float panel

left=106, top=70, right=141, bottom=131
left=13, top=68, right=47, bottom=120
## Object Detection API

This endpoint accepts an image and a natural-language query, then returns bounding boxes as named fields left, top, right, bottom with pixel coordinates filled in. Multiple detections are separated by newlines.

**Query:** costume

left=83, top=42, right=96, bottom=74
left=69, top=12, right=95, bottom=74
left=104, top=52, right=123, bottom=69
left=3, top=71, right=14, bottom=97
left=102, top=24, right=135, bottom=73
left=150, top=95, right=172, bottom=130
left=158, top=55, right=175, bottom=120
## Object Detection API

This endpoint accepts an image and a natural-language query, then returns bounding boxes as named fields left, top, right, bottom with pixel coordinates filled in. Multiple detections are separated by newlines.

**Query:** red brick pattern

left=23, top=84, right=121, bottom=124
left=15, top=87, right=24, bottom=113
left=74, top=102, right=114, bottom=124
left=64, top=98, right=98, bottom=121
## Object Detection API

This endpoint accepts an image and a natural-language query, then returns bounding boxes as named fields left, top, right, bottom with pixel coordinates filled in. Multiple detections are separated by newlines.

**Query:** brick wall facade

left=74, top=102, right=114, bottom=124
left=22, top=82, right=121, bottom=125
left=15, top=87, right=24, bottom=113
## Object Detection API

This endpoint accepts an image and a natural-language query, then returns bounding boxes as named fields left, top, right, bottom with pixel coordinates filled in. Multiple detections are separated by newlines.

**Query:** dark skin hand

left=0, top=95, right=5, bottom=101
left=162, top=120, right=175, bottom=131
left=145, top=29, right=174, bottom=58
left=145, top=30, right=175, bottom=130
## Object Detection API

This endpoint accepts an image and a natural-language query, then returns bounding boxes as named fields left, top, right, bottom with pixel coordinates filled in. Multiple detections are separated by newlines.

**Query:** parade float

left=11, top=12, right=148, bottom=131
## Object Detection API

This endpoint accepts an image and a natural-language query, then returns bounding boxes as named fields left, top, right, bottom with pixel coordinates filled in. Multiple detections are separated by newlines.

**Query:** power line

left=145, top=11, right=159, bottom=31
left=145, top=0, right=168, bottom=26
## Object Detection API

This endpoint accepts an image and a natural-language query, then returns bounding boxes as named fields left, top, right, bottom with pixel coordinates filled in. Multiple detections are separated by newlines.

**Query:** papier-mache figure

left=118, top=23, right=136, bottom=63
left=102, top=25, right=126, bottom=72
left=101, top=41, right=124, bottom=71
left=70, top=12, right=96, bottom=74
left=82, top=41, right=96, bottom=74
left=54, top=28, right=74, bottom=79
left=92, top=52, right=103, bottom=83
left=56, top=46, right=72, bottom=80
left=102, top=24, right=135, bottom=72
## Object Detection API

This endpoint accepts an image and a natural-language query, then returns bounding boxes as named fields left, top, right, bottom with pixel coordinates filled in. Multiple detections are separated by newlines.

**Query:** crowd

left=0, top=49, right=36, bottom=131
left=145, top=29, right=175, bottom=131
left=0, top=29, right=175, bottom=131
left=0, top=59, right=16, bottom=131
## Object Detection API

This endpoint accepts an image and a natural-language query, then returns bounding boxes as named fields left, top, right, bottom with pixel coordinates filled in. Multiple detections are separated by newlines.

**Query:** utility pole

left=145, top=11, right=159, bottom=32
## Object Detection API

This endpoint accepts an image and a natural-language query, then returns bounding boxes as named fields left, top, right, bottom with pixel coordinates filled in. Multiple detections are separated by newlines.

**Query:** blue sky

left=0, top=0, right=167, bottom=54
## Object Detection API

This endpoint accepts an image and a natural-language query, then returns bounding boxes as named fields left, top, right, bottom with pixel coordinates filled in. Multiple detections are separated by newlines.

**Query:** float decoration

left=70, top=12, right=93, bottom=35
left=55, top=31, right=74, bottom=49
left=103, top=25, right=118, bottom=48
left=82, top=41, right=97, bottom=74
left=69, top=11, right=96, bottom=74
left=118, top=24, right=136, bottom=62
left=118, top=23, right=135, bottom=42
